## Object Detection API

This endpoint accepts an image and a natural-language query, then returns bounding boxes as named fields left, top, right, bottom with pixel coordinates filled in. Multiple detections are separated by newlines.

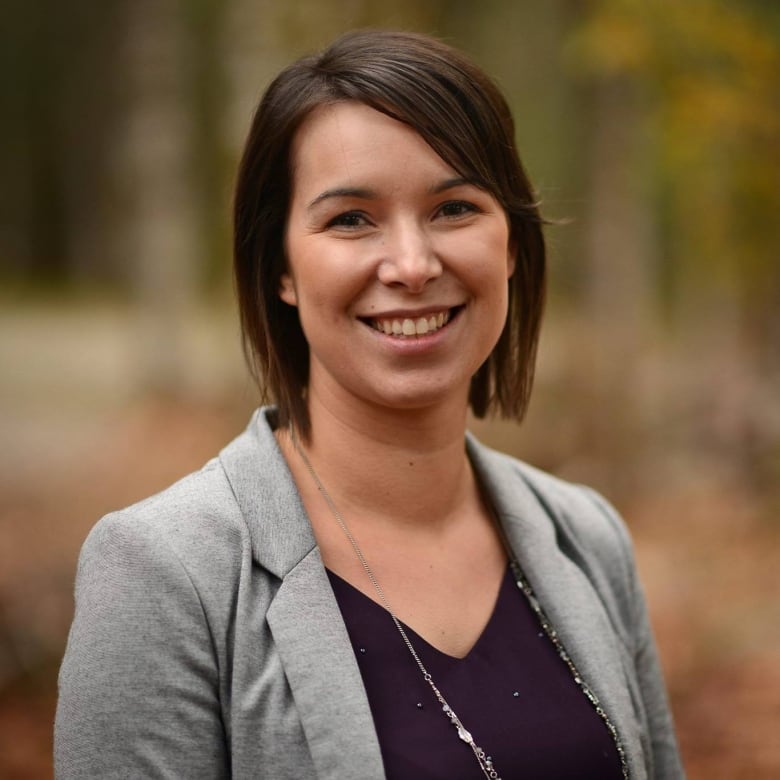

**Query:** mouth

left=362, top=306, right=462, bottom=338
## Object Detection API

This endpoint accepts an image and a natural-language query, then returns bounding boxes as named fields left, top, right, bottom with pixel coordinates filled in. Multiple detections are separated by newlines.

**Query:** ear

left=279, top=273, right=298, bottom=306
left=506, top=240, right=517, bottom=279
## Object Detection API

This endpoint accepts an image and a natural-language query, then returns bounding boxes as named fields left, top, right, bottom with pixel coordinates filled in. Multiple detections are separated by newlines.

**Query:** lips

left=366, top=307, right=457, bottom=337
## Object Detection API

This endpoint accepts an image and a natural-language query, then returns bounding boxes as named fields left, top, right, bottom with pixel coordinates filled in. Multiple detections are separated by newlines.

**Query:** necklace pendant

left=456, top=725, right=473, bottom=744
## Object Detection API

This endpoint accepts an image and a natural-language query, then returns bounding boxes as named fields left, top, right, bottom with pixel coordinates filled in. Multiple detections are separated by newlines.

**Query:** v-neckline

left=326, top=564, right=513, bottom=662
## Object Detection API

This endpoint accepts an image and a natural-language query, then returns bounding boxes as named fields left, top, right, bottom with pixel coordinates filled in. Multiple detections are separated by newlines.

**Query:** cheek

left=292, top=248, right=373, bottom=315
left=294, top=278, right=350, bottom=332
left=467, top=232, right=513, bottom=287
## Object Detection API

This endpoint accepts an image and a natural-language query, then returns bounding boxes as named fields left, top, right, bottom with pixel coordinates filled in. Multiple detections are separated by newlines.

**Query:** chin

left=363, top=378, right=470, bottom=414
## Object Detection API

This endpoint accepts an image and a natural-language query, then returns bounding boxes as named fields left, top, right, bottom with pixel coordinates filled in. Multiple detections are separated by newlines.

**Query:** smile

left=367, top=308, right=457, bottom=337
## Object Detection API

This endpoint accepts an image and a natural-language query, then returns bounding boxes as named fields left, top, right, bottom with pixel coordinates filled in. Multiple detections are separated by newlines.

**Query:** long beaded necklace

left=291, top=430, right=502, bottom=780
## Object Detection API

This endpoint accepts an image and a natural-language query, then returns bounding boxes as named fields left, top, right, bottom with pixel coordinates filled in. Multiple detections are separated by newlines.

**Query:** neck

left=286, top=390, right=474, bottom=530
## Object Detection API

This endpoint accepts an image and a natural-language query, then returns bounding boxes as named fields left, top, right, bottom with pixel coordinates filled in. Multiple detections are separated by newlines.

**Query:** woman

left=55, top=30, right=684, bottom=779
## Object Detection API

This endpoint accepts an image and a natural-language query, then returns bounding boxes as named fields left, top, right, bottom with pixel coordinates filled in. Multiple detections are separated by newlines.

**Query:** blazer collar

left=219, top=407, right=315, bottom=579
left=467, top=433, right=646, bottom=778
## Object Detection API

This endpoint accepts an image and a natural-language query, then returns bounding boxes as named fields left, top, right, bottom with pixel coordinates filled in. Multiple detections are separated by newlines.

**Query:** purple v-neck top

left=327, top=565, right=623, bottom=779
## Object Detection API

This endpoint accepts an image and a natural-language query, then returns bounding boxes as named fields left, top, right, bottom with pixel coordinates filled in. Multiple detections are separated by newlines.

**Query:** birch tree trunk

left=116, top=0, right=199, bottom=393
left=581, top=73, right=656, bottom=470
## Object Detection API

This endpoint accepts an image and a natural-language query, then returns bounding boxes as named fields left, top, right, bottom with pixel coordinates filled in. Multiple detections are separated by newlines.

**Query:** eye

left=437, top=200, right=479, bottom=219
left=326, top=211, right=370, bottom=229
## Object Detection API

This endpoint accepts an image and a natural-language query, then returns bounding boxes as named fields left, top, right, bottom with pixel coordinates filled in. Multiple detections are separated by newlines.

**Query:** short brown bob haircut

left=234, top=29, right=546, bottom=438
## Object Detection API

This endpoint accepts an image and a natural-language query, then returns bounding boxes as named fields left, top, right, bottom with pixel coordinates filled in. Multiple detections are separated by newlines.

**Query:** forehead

left=289, top=101, right=457, bottom=195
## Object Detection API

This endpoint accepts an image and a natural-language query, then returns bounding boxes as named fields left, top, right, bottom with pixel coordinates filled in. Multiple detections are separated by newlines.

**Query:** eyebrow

left=306, top=177, right=474, bottom=211
left=307, top=187, right=377, bottom=211
left=430, top=177, right=472, bottom=194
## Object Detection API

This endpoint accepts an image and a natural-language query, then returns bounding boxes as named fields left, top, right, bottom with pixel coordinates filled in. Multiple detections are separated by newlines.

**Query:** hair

left=233, top=29, right=546, bottom=438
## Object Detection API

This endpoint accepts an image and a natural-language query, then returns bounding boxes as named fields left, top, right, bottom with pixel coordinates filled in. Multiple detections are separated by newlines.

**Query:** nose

left=376, top=221, right=442, bottom=292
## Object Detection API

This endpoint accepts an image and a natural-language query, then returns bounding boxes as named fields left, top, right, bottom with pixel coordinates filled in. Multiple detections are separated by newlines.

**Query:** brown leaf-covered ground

left=1, top=394, right=777, bottom=778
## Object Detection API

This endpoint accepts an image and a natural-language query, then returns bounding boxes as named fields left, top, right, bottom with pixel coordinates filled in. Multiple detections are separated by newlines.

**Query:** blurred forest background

left=1, top=0, right=778, bottom=777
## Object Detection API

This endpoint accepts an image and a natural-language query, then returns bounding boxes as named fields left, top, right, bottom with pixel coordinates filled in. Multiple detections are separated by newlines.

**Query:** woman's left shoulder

left=518, top=458, right=631, bottom=554
left=467, top=433, right=636, bottom=571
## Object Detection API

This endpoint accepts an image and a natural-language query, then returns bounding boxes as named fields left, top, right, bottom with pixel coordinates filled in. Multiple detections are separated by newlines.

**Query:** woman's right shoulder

left=79, top=455, right=252, bottom=596
left=89, top=453, right=244, bottom=533
left=76, top=407, right=298, bottom=604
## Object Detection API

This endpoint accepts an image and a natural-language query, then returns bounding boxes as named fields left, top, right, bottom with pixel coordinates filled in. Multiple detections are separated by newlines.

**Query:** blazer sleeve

left=54, top=511, right=230, bottom=779
left=583, top=488, right=686, bottom=779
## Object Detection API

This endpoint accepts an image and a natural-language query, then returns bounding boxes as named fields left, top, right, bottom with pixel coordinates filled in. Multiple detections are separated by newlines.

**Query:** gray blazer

left=55, top=408, right=684, bottom=779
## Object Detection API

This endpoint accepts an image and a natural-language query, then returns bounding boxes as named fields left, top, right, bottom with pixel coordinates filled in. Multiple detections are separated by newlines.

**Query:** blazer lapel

left=467, top=435, right=646, bottom=778
left=220, top=409, right=385, bottom=779
left=267, top=549, right=385, bottom=779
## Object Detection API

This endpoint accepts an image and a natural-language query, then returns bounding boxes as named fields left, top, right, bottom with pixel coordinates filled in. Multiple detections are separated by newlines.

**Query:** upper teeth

left=372, top=310, right=450, bottom=337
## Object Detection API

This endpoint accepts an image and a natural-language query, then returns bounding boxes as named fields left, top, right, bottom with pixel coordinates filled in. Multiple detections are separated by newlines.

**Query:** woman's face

left=281, top=101, right=515, bottom=417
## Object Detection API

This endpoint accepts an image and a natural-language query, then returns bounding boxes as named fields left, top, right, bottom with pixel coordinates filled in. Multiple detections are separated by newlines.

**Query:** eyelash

left=325, top=201, right=479, bottom=229
left=326, top=211, right=368, bottom=228
left=438, top=200, right=479, bottom=218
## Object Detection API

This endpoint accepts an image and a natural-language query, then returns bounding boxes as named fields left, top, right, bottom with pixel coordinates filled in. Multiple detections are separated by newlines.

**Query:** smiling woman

left=54, top=30, right=685, bottom=780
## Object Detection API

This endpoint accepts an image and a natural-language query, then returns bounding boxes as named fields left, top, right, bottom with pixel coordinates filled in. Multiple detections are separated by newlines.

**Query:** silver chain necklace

left=291, top=430, right=502, bottom=780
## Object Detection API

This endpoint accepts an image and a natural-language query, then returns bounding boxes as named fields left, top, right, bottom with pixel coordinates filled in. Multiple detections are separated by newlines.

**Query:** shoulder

left=76, top=406, right=302, bottom=603
left=80, top=454, right=248, bottom=589
left=514, top=457, right=632, bottom=562
left=468, top=433, right=632, bottom=557
left=74, top=408, right=285, bottom=624
left=467, top=433, right=640, bottom=641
